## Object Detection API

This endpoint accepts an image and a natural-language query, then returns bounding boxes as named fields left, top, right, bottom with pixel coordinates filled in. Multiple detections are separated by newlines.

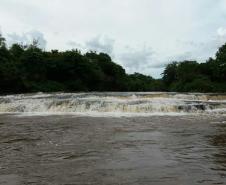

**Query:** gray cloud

left=168, top=52, right=196, bottom=63
left=117, top=45, right=166, bottom=77
left=67, top=35, right=115, bottom=56
left=172, top=28, right=226, bottom=62
left=1, top=0, right=226, bottom=78
left=217, top=27, right=226, bottom=37
left=118, top=46, right=153, bottom=70
left=85, top=36, right=115, bottom=55
left=67, top=41, right=83, bottom=49
left=7, top=30, right=47, bottom=49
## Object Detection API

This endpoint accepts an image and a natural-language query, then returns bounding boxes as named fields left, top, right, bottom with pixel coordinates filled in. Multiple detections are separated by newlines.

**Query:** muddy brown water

left=0, top=114, right=225, bottom=185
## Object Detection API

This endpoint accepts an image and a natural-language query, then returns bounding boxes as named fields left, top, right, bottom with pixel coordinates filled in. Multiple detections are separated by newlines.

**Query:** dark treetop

left=0, top=34, right=225, bottom=94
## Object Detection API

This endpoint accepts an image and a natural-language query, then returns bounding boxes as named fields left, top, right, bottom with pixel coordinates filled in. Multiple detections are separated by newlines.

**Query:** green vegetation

left=162, top=47, right=226, bottom=92
left=0, top=34, right=225, bottom=94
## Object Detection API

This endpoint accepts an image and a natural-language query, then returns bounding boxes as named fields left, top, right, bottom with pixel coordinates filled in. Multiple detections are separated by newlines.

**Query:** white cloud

left=217, top=27, right=226, bottom=37
left=0, top=0, right=226, bottom=77
left=85, top=36, right=115, bottom=55
left=118, top=46, right=153, bottom=70
left=171, top=27, right=226, bottom=63
left=7, top=30, right=47, bottom=49
left=66, top=35, right=115, bottom=55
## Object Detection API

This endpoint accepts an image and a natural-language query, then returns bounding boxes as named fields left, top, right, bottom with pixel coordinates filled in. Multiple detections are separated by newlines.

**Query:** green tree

left=162, top=62, right=178, bottom=86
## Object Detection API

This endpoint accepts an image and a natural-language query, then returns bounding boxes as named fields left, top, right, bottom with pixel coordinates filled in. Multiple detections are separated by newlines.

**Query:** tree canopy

left=0, top=33, right=225, bottom=94
left=162, top=44, right=226, bottom=92
left=0, top=34, right=166, bottom=93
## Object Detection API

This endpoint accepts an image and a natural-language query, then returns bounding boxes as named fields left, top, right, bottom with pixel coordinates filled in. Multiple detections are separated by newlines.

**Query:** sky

left=0, top=0, right=226, bottom=78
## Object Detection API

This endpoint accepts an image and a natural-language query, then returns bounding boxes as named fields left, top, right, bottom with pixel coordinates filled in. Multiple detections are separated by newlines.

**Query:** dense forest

left=0, top=34, right=225, bottom=94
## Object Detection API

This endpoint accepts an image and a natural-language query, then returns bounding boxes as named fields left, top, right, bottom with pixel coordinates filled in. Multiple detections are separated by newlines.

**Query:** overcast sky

left=0, top=0, right=226, bottom=78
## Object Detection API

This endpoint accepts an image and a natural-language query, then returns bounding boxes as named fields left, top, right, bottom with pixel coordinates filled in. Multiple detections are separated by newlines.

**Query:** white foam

left=0, top=92, right=226, bottom=117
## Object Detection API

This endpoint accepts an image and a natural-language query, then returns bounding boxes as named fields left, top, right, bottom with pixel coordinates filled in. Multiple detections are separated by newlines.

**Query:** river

left=0, top=92, right=226, bottom=184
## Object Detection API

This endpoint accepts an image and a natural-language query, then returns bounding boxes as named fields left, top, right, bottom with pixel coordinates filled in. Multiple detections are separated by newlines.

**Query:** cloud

left=169, top=52, right=196, bottom=62
left=217, top=27, right=226, bottom=37
left=85, top=36, right=115, bottom=55
left=171, top=27, right=226, bottom=62
left=66, top=41, right=83, bottom=49
left=67, top=35, right=115, bottom=56
left=66, top=36, right=164, bottom=77
left=7, top=30, right=47, bottom=49
left=1, top=0, right=226, bottom=78
left=116, top=45, right=166, bottom=78
left=118, top=46, right=153, bottom=70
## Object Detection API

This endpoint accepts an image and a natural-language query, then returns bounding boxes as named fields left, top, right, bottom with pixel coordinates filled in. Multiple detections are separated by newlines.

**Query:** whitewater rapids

left=0, top=92, right=226, bottom=116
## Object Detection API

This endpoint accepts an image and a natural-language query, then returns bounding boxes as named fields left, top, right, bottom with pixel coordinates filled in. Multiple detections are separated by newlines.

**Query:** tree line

left=162, top=45, right=226, bottom=92
left=0, top=34, right=225, bottom=94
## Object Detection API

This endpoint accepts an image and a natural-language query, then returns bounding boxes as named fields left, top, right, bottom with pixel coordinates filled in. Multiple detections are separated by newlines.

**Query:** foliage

left=0, top=35, right=164, bottom=93
left=162, top=44, right=226, bottom=92
left=0, top=33, right=226, bottom=93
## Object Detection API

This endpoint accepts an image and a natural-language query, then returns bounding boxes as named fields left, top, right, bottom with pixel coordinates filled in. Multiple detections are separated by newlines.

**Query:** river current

left=0, top=92, right=226, bottom=116
left=0, top=92, right=226, bottom=184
